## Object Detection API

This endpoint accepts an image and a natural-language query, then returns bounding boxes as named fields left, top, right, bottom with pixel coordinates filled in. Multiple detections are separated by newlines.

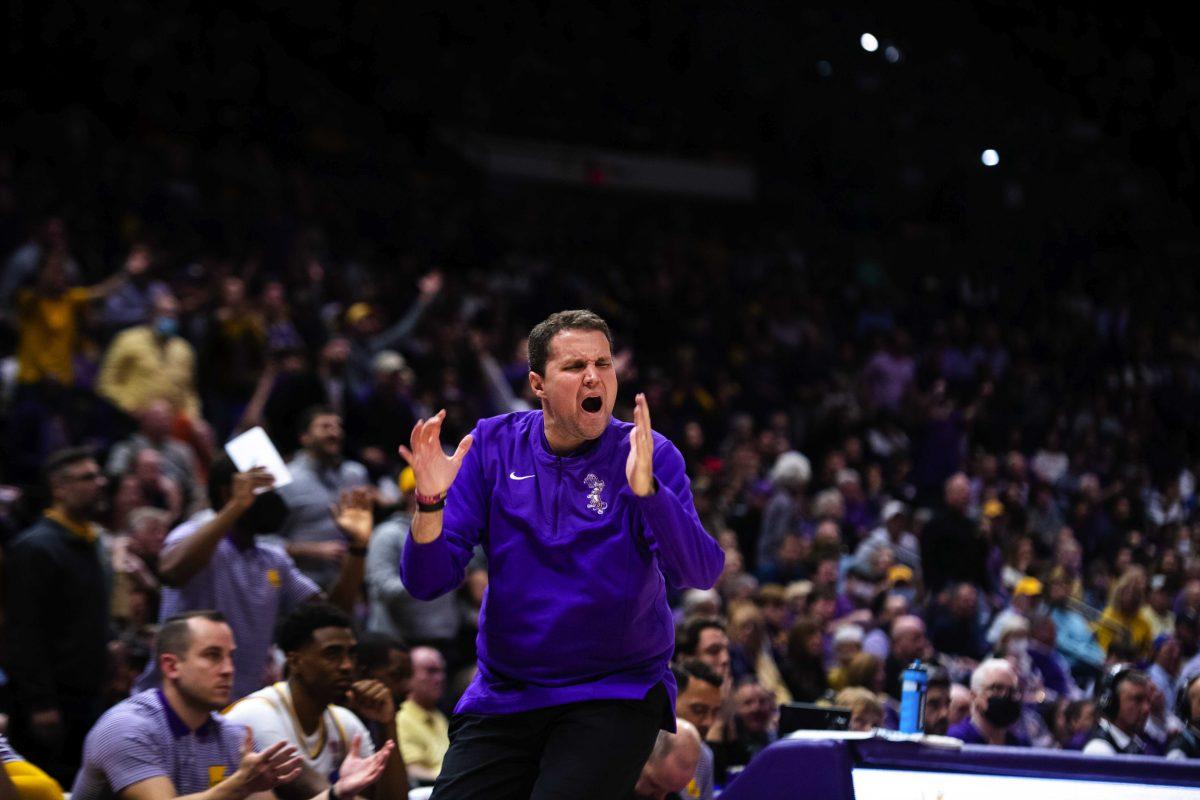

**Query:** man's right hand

left=29, top=708, right=62, bottom=746
left=231, top=732, right=302, bottom=796
left=228, top=467, right=276, bottom=514
left=398, top=409, right=473, bottom=499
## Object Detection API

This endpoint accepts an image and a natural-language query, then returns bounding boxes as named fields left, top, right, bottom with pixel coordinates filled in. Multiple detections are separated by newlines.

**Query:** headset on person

left=1096, top=663, right=1137, bottom=720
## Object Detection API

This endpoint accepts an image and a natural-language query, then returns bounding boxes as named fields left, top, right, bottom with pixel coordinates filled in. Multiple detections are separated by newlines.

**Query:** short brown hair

left=157, top=610, right=228, bottom=660
left=527, top=310, right=613, bottom=376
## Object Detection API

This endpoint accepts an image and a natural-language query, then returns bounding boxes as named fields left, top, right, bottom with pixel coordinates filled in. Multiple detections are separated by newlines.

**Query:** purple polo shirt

left=401, top=411, right=724, bottom=722
left=72, top=690, right=245, bottom=799
left=135, top=511, right=320, bottom=699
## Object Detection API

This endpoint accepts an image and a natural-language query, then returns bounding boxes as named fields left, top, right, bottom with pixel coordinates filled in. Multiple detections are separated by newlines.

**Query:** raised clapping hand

left=233, top=732, right=303, bottom=794
left=398, top=409, right=474, bottom=499
left=333, top=736, right=395, bottom=798
left=626, top=393, right=656, bottom=497
left=330, top=487, right=376, bottom=547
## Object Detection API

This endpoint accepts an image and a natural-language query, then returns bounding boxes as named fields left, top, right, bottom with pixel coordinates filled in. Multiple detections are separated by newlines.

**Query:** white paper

left=224, top=426, right=292, bottom=491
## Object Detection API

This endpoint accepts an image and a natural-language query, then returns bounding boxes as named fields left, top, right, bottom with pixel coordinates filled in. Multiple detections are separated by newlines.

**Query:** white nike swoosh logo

left=509, top=472, right=535, bottom=481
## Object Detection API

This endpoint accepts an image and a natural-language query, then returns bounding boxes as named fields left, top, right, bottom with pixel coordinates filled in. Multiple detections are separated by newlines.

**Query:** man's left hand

left=626, top=393, right=656, bottom=497
left=346, top=679, right=395, bottom=724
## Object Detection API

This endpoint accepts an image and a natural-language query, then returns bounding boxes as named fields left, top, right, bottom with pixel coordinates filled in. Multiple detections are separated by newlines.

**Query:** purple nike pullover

left=400, top=410, right=724, bottom=724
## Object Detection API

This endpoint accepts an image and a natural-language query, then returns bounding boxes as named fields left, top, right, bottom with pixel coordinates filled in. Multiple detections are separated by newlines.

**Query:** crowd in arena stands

left=5, top=200, right=1200, bottom=795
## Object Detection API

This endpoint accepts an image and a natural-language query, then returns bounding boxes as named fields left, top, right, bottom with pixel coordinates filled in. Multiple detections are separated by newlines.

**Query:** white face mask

left=1008, top=638, right=1029, bottom=658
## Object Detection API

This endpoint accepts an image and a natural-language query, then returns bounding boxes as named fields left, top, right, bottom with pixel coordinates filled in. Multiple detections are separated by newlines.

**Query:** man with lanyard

left=5, top=447, right=112, bottom=786
left=398, top=309, right=725, bottom=799
left=224, top=605, right=408, bottom=800
left=73, top=610, right=393, bottom=800
left=1083, top=664, right=1153, bottom=756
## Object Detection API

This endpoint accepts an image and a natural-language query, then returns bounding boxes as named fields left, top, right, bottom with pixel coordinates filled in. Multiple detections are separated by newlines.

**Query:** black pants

left=430, top=683, right=667, bottom=800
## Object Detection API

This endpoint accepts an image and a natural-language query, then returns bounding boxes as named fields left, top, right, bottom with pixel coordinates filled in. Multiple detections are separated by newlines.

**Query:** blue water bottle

left=898, top=659, right=928, bottom=734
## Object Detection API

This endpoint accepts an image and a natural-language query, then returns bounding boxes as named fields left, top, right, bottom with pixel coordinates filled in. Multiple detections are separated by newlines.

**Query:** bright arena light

left=981, top=149, right=1000, bottom=167
left=860, top=33, right=879, bottom=52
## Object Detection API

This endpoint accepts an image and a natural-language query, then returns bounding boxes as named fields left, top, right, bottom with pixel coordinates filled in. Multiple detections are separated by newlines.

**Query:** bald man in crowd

left=627, top=721, right=703, bottom=800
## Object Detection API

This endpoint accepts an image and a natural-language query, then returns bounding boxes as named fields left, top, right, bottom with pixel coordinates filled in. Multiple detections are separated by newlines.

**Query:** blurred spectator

left=780, top=617, right=829, bottom=702
left=276, top=406, right=369, bottom=588
left=396, top=647, right=449, bottom=786
left=1145, top=574, right=1177, bottom=639
left=948, top=683, right=972, bottom=729
left=366, top=471, right=462, bottom=665
left=1148, top=635, right=1182, bottom=705
left=922, top=473, right=992, bottom=596
left=110, top=448, right=183, bottom=531
left=4, top=448, right=112, bottom=785
left=924, top=667, right=952, bottom=736
left=108, top=506, right=169, bottom=630
left=929, top=583, right=988, bottom=663
left=834, top=687, right=884, bottom=732
left=97, top=292, right=201, bottom=419
left=1027, top=613, right=1078, bottom=701
left=885, top=615, right=931, bottom=699
left=827, top=624, right=865, bottom=692
left=100, top=245, right=166, bottom=336
left=343, top=271, right=441, bottom=399
left=948, top=659, right=1029, bottom=746
left=347, top=350, right=420, bottom=476
left=13, top=252, right=136, bottom=390
left=727, top=602, right=790, bottom=704
left=1, top=217, right=79, bottom=306
left=629, top=721, right=703, bottom=800
left=105, top=398, right=200, bottom=509
left=757, top=451, right=810, bottom=568
left=1168, top=675, right=1200, bottom=759
left=1061, top=699, right=1098, bottom=750
left=1083, top=666, right=1152, bottom=756
left=200, top=276, right=266, bottom=438
left=853, top=500, right=919, bottom=580
left=862, top=592, right=911, bottom=660
left=986, top=576, right=1043, bottom=646
left=1096, top=568, right=1153, bottom=660
left=675, top=618, right=732, bottom=684
left=843, top=652, right=886, bottom=696
left=353, top=633, right=413, bottom=752
left=710, top=679, right=776, bottom=787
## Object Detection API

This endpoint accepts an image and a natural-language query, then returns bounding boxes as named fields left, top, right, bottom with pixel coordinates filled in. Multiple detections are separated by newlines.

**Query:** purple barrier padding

left=719, top=738, right=855, bottom=800
left=853, top=739, right=1200, bottom=788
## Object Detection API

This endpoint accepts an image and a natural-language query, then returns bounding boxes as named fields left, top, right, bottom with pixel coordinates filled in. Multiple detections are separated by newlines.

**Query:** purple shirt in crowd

left=401, top=411, right=724, bottom=722
left=135, top=511, right=320, bottom=699
left=947, top=717, right=1030, bottom=747
left=72, top=689, right=245, bottom=799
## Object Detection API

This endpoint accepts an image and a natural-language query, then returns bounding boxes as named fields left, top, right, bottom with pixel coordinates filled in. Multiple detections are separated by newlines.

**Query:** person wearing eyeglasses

left=4, top=447, right=114, bottom=786
left=946, top=659, right=1030, bottom=746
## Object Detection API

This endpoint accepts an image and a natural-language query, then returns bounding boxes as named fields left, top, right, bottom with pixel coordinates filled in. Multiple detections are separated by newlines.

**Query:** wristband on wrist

left=415, top=490, right=446, bottom=513
left=348, top=544, right=368, bottom=557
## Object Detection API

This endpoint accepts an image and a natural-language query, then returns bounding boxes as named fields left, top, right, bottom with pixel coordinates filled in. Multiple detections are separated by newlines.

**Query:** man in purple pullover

left=398, top=309, right=725, bottom=799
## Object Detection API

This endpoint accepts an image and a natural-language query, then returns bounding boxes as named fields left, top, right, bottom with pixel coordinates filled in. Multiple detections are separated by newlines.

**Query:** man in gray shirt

left=276, top=407, right=369, bottom=588
left=365, top=483, right=461, bottom=657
